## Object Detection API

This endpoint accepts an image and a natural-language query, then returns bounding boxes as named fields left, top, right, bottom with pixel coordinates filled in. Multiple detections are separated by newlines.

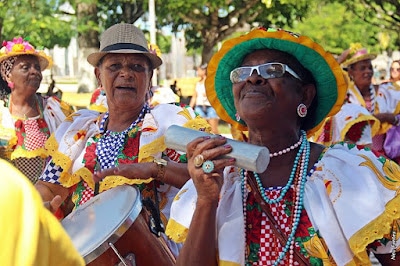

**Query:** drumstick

left=164, top=125, right=270, bottom=173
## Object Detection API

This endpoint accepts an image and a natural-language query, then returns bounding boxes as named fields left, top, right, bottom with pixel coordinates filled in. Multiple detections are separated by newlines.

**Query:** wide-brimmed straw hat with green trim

left=205, top=27, right=347, bottom=136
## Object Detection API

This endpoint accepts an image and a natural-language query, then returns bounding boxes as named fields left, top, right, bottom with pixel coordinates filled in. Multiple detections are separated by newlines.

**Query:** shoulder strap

left=247, top=175, right=310, bottom=266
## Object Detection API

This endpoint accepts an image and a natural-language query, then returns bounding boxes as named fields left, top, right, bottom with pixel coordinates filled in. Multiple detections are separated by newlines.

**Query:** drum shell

left=87, top=210, right=175, bottom=266
left=62, top=185, right=175, bottom=266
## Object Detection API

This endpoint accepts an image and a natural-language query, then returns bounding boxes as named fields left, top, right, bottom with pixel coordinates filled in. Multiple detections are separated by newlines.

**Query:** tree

left=340, top=0, right=400, bottom=51
left=0, top=0, right=75, bottom=48
left=288, top=2, right=395, bottom=55
left=155, top=0, right=311, bottom=64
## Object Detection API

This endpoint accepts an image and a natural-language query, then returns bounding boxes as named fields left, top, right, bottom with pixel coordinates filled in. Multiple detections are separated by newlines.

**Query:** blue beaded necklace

left=255, top=130, right=307, bottom=204
left=96, top=104, right=149, bottom=170
left=241, top=130, right=310, bottom=265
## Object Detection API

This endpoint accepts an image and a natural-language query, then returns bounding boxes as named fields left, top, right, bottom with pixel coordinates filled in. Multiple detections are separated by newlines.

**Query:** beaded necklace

left=241, top=130, right=310, bottom=265
left=96, top=104, right=149, bottom=170
left=270, top=135, right=303, bottom=158
left=256, top=130, right=307, bottom=204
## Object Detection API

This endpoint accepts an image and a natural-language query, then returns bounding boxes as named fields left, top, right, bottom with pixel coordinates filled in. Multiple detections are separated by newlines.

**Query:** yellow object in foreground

left=0, top=159, right=84, bottom=266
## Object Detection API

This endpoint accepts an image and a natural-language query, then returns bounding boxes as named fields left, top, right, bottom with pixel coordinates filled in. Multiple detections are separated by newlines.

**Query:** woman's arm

left=374, top=112, right=399, bottom=125
left=175, top=198, right=218, bottom=266
left=189, top=89, right=197, bottom=109
left=35, top=181, right=70, bottom=215
left=92, top=160, right=190, bottom=189
left=175, top=135, right=234, bottom=265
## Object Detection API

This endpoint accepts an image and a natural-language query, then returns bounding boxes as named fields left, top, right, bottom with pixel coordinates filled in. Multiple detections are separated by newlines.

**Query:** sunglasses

left=230, top=63, right=302, bottom=84
left=390, top=68, right=400, bottom=72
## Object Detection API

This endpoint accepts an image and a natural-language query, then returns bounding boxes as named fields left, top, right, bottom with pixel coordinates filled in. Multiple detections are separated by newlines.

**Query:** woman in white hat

left=0, top=38, right=74, bottom=183
left=35, top=23, right=209, bottom=260
left=166, top=28, right=400, bottom=265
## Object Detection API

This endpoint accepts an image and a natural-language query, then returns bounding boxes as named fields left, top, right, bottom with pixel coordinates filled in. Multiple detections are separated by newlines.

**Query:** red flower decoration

left=345, top=121, right=366, bottom=143
left=245, top=193, right=262, bottom=247
left=295, top=208, right=313, bottom=238
left=83, top=142, right=97, bottom=171
left=122, top=135, right=140, bottom=158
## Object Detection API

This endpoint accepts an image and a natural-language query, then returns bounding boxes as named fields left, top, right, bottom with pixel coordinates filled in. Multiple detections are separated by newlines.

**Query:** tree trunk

left=201, top=41, right=217, bottom=65
left=76, top=1, right=99, bottom=93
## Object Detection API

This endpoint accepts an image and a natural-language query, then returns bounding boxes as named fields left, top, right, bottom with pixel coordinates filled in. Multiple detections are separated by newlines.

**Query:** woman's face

left=232, top=49, right=309, bottom=130
left=348, top=59, right=373, bottom=88
left=8, top=55, right=42, bottom=93
left=390, top=61, right=400, bottom=81
left=197, top=67, right=206, bottom=78
left=96, top=53, right=153, bottom=111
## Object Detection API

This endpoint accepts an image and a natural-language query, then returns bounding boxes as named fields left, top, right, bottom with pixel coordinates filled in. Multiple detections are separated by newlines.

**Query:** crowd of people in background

left=1, top=22, right=400, bottom=265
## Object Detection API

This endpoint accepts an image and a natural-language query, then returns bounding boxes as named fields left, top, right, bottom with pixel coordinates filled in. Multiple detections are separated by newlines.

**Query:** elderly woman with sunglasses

left=165, top=28, right=400, bottom=266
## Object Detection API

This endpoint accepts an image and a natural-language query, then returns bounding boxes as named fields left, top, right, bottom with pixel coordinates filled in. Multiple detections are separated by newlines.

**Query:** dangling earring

left=297, top=103, right=307, bottom=117
left=235, top=113, right=241, bottom=121
left=7, top=82, right=14, bottom=89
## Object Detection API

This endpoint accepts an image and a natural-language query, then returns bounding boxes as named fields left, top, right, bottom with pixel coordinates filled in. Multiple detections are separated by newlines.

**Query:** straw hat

left=341, top=47, right=376, bottom=68
left=87, top=23, right=162, bottom=69
left=205, top=27, right=347, bottom=136
left=0, top=37, right=52, bottom=71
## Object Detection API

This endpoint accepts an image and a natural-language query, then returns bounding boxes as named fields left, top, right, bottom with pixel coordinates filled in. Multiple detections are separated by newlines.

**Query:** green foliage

left=97, top=0, right=146, bottom=28
left=155, top=0, right=312, bottom=62
left=339, top=0, right=400, bottom=49
left=288, top=1, right=398, bottom=55
left=1, top=0, right=76, bottom=48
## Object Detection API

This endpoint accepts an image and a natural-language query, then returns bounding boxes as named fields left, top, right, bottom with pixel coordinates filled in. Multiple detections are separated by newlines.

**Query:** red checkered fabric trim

left=23, top=119, right=48, bottom=151
left=257, top=189, right=300, bottom=265
left=78, top=181, right=95, bottom=205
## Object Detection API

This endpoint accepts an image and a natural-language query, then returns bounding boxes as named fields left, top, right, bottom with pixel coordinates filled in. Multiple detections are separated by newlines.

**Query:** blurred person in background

left=340, top=45, right=400, bottom=163
left=88, top=86, right=108, bottom=112
left=0, top=37, right=73, bottom=183
left=381, top=59, right=400, bottom=90
left=190, top=63, right=220, bottom=134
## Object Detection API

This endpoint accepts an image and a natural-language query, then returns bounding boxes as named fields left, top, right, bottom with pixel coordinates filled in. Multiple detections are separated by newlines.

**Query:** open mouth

left=116, top=86, right=136, bottom=91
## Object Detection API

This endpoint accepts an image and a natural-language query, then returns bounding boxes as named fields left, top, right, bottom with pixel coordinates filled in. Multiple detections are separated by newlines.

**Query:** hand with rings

left=193, top=154, right=215, bottom=174
left=193, top=154, right=205, bottom=168
left=187, top=135, right=236, bottom=200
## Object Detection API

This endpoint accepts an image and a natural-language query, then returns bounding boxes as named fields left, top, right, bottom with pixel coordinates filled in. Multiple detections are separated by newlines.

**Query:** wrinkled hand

left=187, top=135, right=235, bottom=203
left=93, top=162, right=154, bottom=183
left=44, top=195, right=63, bottom=214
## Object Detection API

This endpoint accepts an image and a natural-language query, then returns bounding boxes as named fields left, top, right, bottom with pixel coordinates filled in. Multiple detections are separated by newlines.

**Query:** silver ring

left=202, top=160, right=214, bottom=173
left=193, top=154, right=205, bottom=168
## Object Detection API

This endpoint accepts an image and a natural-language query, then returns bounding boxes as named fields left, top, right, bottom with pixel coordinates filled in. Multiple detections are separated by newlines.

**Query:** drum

left=62, top=185, right=176, bottom=266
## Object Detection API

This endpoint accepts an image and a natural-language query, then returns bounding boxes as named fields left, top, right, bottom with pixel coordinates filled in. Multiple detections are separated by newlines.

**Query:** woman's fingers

left=44, top=195, right=63, bottom=214
left=93, top=167, right=120, bottom=182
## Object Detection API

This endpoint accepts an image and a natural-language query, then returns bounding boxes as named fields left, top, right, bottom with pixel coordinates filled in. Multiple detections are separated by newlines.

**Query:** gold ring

left=193, top=154, right=205, bottom=168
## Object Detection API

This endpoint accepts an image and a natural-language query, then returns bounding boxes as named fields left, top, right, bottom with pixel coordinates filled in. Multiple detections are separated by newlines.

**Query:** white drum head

left=62, top=185, right=142, bottom=262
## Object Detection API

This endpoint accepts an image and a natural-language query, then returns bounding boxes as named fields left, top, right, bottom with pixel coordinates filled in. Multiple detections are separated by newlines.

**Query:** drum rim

left=85, top=186, right=142, bottom=264
left=63, top=185, right=142, bottom=264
